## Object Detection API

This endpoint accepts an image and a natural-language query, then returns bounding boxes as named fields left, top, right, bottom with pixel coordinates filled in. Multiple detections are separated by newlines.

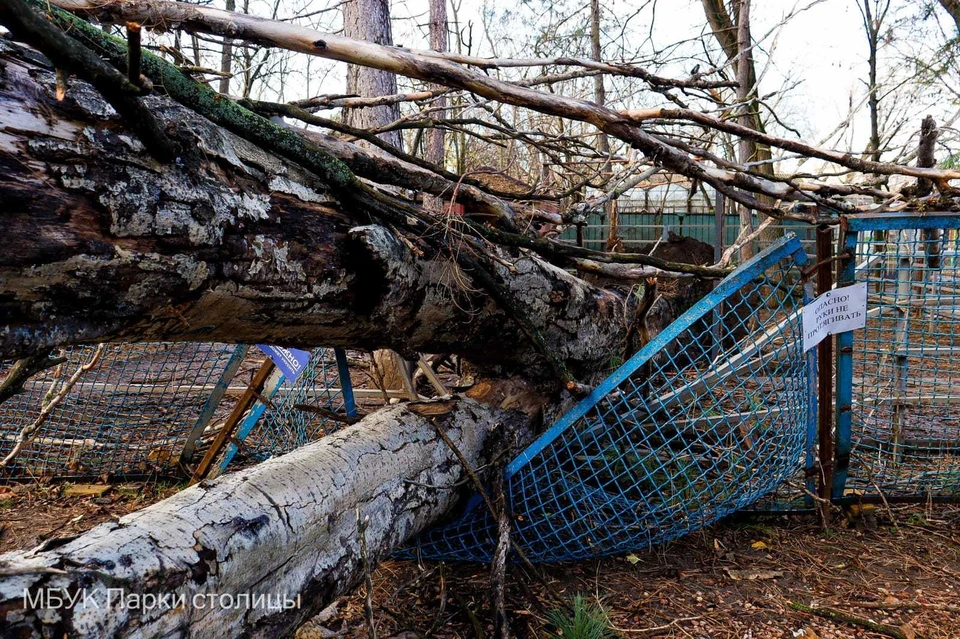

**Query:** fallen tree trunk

left=0, top=395, right=535, bottom=638
left=0, top=38, right=632, bottom=376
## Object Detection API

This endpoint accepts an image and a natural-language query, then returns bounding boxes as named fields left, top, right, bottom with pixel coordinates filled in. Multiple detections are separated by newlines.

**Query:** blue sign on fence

left=256, top=345, right=311, bottom=385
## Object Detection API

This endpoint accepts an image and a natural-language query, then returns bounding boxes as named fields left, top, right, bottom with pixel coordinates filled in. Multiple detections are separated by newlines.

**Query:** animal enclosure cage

left=559, top=205, right=823, bottom=259
left=4, top=215, right=960, bottom=563
left=0, top=343, right=353, bottom=479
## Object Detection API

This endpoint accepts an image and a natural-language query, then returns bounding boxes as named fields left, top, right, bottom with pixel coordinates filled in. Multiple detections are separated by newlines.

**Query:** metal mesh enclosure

left=0, top=343, right=237, bottom=478
left=834, top=214, right=960, bottom=500
left=0, top=344, right=353, bottom=479
left=407, top=235, right=814, bottom=562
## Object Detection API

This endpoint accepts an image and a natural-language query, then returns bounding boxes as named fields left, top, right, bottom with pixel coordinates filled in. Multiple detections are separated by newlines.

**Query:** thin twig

left=789, top=601, right=921, bottom=639
left=1, top=344, right=105, bottom=467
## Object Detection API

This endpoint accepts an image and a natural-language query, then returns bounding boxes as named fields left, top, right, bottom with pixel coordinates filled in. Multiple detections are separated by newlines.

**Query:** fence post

left=334, top=347, right=358, bottom=418
left=815, top=226, right=834, bottom=520
left=714, top=193, right=724, bottom=262
left=832, top=220, right=858, bottom=501
left=179, top=344, right=250, bottom=465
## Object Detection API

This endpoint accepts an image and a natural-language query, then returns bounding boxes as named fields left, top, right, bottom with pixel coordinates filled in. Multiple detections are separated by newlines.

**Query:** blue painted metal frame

left=334, top=347, right=358, bottom=418
left=180, top=344, right=251, bottom=464
left=803, top=278, right=819, bottom=507
left=215, top=347, right=358, bottom=475
left=506, top=233, right=813, bottom=480
left=832, top=225, right=858, bottom=499
left=406, top=233, right=816, bottom=561
left=831, top=213, right=960, bottom=500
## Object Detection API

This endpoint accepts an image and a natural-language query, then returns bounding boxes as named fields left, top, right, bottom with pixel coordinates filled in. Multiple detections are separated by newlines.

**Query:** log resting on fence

left=0, top=394, right=538, bottom=638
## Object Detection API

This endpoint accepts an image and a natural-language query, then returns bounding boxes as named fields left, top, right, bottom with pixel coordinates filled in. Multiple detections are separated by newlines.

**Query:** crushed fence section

left=408, top=235, right=815, bottom=562
left=0, top=344, right=354, bottom=479
left=834, top=214, right=960, bottom=501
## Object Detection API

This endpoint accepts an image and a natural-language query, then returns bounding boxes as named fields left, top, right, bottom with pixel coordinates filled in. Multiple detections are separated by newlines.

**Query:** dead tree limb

left=0, top=40, right=632, bottom=378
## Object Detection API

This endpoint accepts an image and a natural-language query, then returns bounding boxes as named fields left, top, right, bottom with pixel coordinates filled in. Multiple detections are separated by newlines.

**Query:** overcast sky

left=379, top=0, right=957, bottom=158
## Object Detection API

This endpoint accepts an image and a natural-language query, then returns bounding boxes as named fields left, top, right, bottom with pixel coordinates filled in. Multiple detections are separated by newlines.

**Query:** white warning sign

left=802, top=282, right=868, bottom=352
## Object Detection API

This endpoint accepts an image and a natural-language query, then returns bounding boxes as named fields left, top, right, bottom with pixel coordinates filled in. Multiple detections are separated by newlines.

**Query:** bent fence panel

left=408, top=234, right=815, bottom=562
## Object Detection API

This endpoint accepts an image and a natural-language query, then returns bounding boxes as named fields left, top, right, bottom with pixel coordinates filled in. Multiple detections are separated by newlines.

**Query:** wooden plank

left=63, top=483, right=110, bottom=497
left=208, top=365, right=287, bottom=479
left=856, top=394, right=960, bottom=406
left=189, top=359, right=275, bottom=484
left=417, top=355, right=449, bottom=396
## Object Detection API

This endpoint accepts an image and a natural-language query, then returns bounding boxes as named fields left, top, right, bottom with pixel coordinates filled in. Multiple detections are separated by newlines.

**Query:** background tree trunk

left=218, top=0, right=234, bottom=94
left=343, top=0, right=409, bottom=386
left=590, top=0, right=616, bottom=250
left=421, top=0, right=447, bottom=215
left=342, top=0, right=401, bottom=149
left=701, top=0, right=778, bottom=259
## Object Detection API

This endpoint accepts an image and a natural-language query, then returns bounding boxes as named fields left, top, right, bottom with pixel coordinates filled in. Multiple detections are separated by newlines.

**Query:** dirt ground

left=0, top=479, right=184, bottom=551
left=316, top=505, right=960, bottom=639
left=2, top=482, right=958, bottom=639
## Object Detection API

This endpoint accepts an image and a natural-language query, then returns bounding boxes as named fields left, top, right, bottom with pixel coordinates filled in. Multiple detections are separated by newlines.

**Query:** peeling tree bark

left=0, top=398, right=534, bottom=638
left=0, top=41, right=633, bottom=377
left=0, top=37, right=582, bottom=637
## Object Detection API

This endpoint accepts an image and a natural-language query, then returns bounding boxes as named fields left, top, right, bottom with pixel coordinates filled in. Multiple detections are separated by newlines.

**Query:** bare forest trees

left=701, top=0, right=776, bottom=257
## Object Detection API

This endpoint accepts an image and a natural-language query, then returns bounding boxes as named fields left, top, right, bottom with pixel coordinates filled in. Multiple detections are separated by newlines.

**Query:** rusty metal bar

left=189, top=358, right=276, bottom=484
left=816, top=225, right=834, bottom=519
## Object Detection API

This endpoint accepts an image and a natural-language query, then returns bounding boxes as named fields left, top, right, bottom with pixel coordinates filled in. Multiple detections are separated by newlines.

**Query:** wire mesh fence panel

left=239, top=348, right=350, bottom=462
left=406, top=235, right=815, bottom=562
left=834, top=214, right=960, bottom=500
left=0, top=343, right=238, bottom=479
left=1, top=344, right=355, bottom=479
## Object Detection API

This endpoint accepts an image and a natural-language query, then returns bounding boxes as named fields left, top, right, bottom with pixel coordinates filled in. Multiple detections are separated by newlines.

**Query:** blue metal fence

left=407, top=235, right=815, bottom=562
left=10, top=213, right=960, bottom=558
left=833, top=213, right=960, bottom=501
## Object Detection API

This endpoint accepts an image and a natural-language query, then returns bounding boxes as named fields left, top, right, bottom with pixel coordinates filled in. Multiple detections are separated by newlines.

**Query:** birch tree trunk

left=0, top=398, right=536, bottom=638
